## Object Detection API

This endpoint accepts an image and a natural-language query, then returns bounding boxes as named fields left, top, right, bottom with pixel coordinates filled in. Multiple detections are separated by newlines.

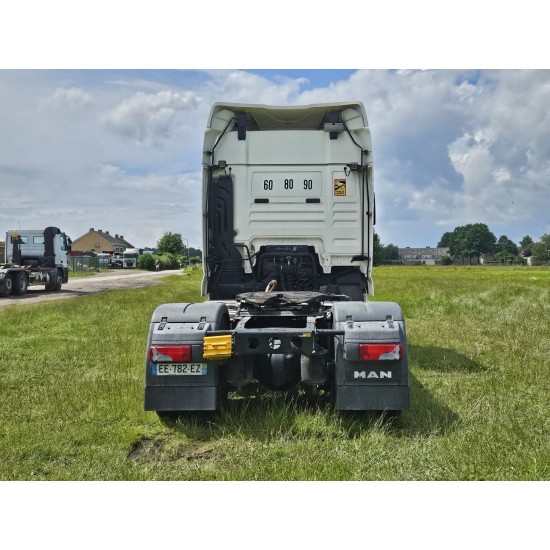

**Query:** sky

left=1, top=68, right=549, bottom=250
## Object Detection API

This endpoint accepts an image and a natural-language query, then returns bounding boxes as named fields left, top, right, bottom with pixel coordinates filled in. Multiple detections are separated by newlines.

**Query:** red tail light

left=359, top=343, right=402, bottom=361
left=149, top=345, right=191, bottom=362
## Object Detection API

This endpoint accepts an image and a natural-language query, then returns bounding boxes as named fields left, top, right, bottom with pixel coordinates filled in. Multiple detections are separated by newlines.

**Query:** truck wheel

left=12, top=271, right=28, bottom=296
left=46, top=269, right=63, bottom=291
left=0, top=274, right=13, bottom=297
left=54, top=272, right=63, bottom=290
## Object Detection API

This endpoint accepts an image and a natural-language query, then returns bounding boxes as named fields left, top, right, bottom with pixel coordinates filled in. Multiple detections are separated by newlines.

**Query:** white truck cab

left=123, top=248, right=140, bottom=268
left=6, top=229, right=70, bottom=268
left=1, top=227, right=71, bottom=297
left=202, top=102, right=374, bottom=301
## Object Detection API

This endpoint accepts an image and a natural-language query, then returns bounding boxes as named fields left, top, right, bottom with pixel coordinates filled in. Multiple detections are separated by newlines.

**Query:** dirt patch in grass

left=128, top=437, right=215, bottom=462
left=128, top=437, right=166, bottom=461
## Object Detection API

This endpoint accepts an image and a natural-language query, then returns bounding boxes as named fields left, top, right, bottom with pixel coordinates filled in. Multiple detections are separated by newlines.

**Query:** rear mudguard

left=331, top=301, right=410, bottom=411
left=144, top=302, right=229, bottom=412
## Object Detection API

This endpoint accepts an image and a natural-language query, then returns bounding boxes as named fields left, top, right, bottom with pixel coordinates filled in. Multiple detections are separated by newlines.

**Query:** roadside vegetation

left=137, top=232, right=202, bottom=271
left=136, top=252, right=181, bottom=271
left=0, top=266, right=548, bottom=480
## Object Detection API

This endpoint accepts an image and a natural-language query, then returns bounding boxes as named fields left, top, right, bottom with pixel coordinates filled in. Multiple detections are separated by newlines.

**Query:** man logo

left=354, top=371, right=392, bottom=379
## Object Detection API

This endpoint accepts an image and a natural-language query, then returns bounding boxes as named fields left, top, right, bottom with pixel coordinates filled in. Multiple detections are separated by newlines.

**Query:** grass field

left=0, top=266, right=548, bottom=480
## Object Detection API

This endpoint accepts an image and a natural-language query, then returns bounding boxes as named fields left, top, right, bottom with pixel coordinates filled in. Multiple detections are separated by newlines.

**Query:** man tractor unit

left=0, top=227, right=71, bottom=297
left=144, top=102, right=410, bottom=414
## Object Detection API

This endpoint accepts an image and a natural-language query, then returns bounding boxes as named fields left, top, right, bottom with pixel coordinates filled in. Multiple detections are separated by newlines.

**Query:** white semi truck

left=0, top=227, right=71, bottom=297
left=123, top=248, right=141, bottom=268
left=144, top=102, right=410, bottom=414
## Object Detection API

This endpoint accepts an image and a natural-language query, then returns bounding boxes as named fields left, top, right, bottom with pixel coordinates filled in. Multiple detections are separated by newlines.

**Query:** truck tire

left=0, top=274, right=13, bottom=297
left=12, top=271, right=28, bottom=296
left=54, top=271, right=63, bottom=290
left=46, top=269, right=63, bottom=291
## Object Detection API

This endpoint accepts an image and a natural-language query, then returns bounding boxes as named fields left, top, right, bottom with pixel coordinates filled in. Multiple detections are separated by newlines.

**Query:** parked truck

left=144, top=102, right=410, bottom=414
left=0, top=227, right=71, bottom=297
left=110, top=253, right=124, bottom=268
left=123, top=248, right=141, bottom=268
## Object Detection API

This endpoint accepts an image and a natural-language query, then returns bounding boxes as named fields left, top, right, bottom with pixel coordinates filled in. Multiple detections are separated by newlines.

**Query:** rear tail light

left=149, top=345, right=191, bottom=362
left=359, top=343, right=402, bottom=361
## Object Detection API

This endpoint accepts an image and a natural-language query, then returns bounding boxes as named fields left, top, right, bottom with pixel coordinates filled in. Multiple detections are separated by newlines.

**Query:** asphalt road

left=0, top=269, right=185, bottom=307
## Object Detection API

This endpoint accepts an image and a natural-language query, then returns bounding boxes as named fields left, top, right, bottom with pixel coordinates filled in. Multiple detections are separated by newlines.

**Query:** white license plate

left=153, top=363, right=207, bottom=376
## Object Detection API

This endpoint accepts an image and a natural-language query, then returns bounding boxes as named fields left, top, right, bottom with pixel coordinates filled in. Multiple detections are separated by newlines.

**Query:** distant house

left=398, top=246, right=450, bottom=265
left=71, top=228, right=134, bottom=255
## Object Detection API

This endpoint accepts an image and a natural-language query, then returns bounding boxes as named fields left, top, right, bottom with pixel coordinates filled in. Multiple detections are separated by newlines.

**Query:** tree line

left=373, top=232, right=399, bottom=265
left=374, top=224, right=550, bottom=265
left=152, top=229, right=550, bottom=269
left=437, top=223, right=548, bottom=264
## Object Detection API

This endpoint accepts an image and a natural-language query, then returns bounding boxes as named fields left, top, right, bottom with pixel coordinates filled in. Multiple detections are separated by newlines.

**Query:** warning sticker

left=334, top=179, right=347, bottom=196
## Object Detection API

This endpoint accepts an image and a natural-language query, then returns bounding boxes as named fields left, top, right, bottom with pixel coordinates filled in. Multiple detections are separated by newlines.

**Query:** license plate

left=153, top=363, right=207, bottom=376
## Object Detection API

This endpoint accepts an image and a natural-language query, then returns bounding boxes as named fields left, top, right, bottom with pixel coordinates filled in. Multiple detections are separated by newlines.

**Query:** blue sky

left=246, top=70, right=356, bottom=90
left=2, top=68, right=549, bottom=251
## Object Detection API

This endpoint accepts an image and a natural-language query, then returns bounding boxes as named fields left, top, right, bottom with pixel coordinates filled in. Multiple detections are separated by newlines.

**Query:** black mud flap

left=143, top=302, right=229, bottom=413
left=145, top=384, right=224, bottom=412
left=331, top=300, right=411, bottom=412
left=335, top=385, right=410, bottom=411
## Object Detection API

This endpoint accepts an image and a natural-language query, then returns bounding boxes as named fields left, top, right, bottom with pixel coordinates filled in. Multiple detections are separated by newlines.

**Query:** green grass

left=0, top=266, right=548, bottom=480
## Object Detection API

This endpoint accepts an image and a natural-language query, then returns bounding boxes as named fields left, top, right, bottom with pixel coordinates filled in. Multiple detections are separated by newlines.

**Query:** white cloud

left=84, top=164, right=203, bottom=246
left=492, top=168, right=511, bottom=184
left=448, top=129, right=495, bottom=193
left=202, top=70, right=308, bottom=104
left=98, top=163, right=200, bottom=192
left=104, top=89, right=201, bottom=145
left=42, top=86, right=94, bottom=109
left=453, top=79, right=482, bottom=104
